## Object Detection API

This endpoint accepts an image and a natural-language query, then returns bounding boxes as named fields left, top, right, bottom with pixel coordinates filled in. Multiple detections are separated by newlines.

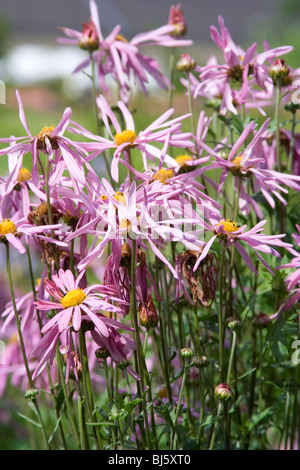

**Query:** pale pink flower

left=70, top=94, right=193, bottom=182
left=0, top=209, right=65, bottom=255
left=193, top=215, right=292, bottom=275
left=36, top=269, right=128, bottom=336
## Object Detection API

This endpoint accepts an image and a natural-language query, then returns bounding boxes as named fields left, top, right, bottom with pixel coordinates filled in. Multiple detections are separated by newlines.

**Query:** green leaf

left=48, top=415, right=63, bottom=444
left=17, top=413, right=41, bottom=428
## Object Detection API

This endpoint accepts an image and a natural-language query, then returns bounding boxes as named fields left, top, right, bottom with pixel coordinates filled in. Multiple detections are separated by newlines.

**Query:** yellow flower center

left=37, top=125, right=58, bottom=150
left=175, top=154, right=193, bottom=166
left=216, top=219, right=240, bottom=234
left=60, top=289, right=86, bottom=308
left=152, top=168, right=174, bottom=184
left=116, top=34, right=128, bottom=43
left=37, top=125, right=55, bottom=140
left=100, top=195, right=108, bottom=201
left=0, top=219, right=17, bottom=236
left=113, top=192, right=126, bottom=205
left=119, top=218, right=132, bottom=230
left=17, top=168, right=32, bottom=183
left=231, top=156, right=243, bottom=168
left=114, top=130, right=137, bottom=147
left=8, top=332, right=19, bottom=344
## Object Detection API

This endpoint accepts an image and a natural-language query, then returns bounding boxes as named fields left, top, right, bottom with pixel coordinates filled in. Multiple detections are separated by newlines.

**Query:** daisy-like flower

left=70, top=94, right=193, bottom=182
left=193, top=215, right=292, bottom=275
left=277, top=225, right=300, bottom=313
left=57, top=0, right=192, bottom=102
left=198, top=119, right=300, bottom=218
left=193, top=15, right=293, bottom=115
left=0, top=210, right=65, bottom=255
left=36, top=269, right=128, bottom=336
left=0, top=90, right=93, bottom=193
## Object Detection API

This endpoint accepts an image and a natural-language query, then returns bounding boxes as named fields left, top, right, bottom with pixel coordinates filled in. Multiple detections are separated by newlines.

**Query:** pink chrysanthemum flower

left=70, top=94, right=193, bottom=182
left=193, top=16, right=293, bottom=115
left=277, top=225, right=300, bottom=312
left=57, top=0, right=192, bottom=102
left=0, top=90, right=93, bottom=193
left=198, top=119, right=300, bottom=218
left=193, top=215, right=292, bottom=275
left=36, top=269, right=128, bottom=336
left=0, top=209, right=65, bottom=255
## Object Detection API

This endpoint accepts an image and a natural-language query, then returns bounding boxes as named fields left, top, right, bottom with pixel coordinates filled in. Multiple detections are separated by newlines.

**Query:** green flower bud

left=268, top=59, right=289, bottom=83
left=116, top=359, right=132, bottom=370
left=181, top=347, right=194, bottom=358
left=176, top=54, right=196, bottom=73
left=95, top=347, right=110, bottom=359
left=193, top=355, right=210, bottom=369
left=215, top=383, right=233, bottom=401
left=25, top=388, right=39, bottom=400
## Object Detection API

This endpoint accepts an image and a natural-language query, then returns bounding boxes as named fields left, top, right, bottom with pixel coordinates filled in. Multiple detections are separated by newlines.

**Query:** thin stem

left=198, top=369, right=205, bottom=449
left=56, top=346, right=81, bottom=448
left=288, top=111, right=297, bottom=174
left=26, top=245, right=68, bottom=449
left=186, top=72, right=196, bottom=138
left=258, top=328, right=264, bottom=413
left=5, top=243, right=51, bottom=449
left=78, top=328, right=103, bottom=450
left=209, top=402, right=223, bottom=450
left=170, top=357, right=188, bottom=450
left=129, top=238, right=152, bottom=450
left=275, top=78, right=282, bottom=172
left=45, top=152, right=59, bottom=271
left=89, top=52, right=114, bottom=187
left=219, top=243, right=226, bottom=382
left=168, top=47, right=175, bottom=110
left=226, top=331, right=237, bottom=385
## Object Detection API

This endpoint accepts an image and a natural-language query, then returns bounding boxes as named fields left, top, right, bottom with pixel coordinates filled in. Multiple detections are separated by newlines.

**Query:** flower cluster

left=1, top=1, right=300, bottom=452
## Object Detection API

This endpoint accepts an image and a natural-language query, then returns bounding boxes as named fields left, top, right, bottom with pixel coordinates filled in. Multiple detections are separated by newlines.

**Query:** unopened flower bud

left=268, top=59, right=289, bottom=83
left=78, top=20, right=99, bottom=51
left=181, top=347, right=194, bottom=358
left=116, top=359, right=132, bottom=370
left=252, top=312, right=271, bottom=328
left=193, top=355, right=210, bottom=369
left=168, top=4, right=187, bottom=37
left=284, top=101, right=300, bottom=114
left=25, top=388, right=39, bottom=400
left=95, top=347, right=110, bottom=359
left=139, top=298, right=159, bottom=329
left=226, top=317, right=243, bottom=331
left=176, top=53, right=196, bottom=72
left=215, top=383, right=233, bottom=401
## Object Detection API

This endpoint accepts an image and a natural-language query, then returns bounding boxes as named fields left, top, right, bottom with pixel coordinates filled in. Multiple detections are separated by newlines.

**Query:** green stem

left=45, top=152, right=59, bottom=271
left=226, top=331, right=237, bottom=385
left=170, top=357, right=188, bottom=450
left=219, top=243, right=226, bottom=382
left=89, top=52, right=114, bottom=187
left=186, top=72, right=196, bottom=138
left=258, top=328, right=264, bottom=413
left=26, top=245, right=68, bottom=449
left=129, top=238, right=152, bottom=450
left=5, top=242, right=50, bottom=450
left=275, top=78, right=282, bottom=172
left=155, top=258, right=173, bottom=403
left=209, top=402, right=223, bottom=450
left=168, top=47, right=175, bottom=110
left=288, top=111, right=296, bottom=174
left=78, top=328, right=103, bottom=450
left=198, top=369, right=205, bottom=449
left=56, top=346, right=81, bottom=448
